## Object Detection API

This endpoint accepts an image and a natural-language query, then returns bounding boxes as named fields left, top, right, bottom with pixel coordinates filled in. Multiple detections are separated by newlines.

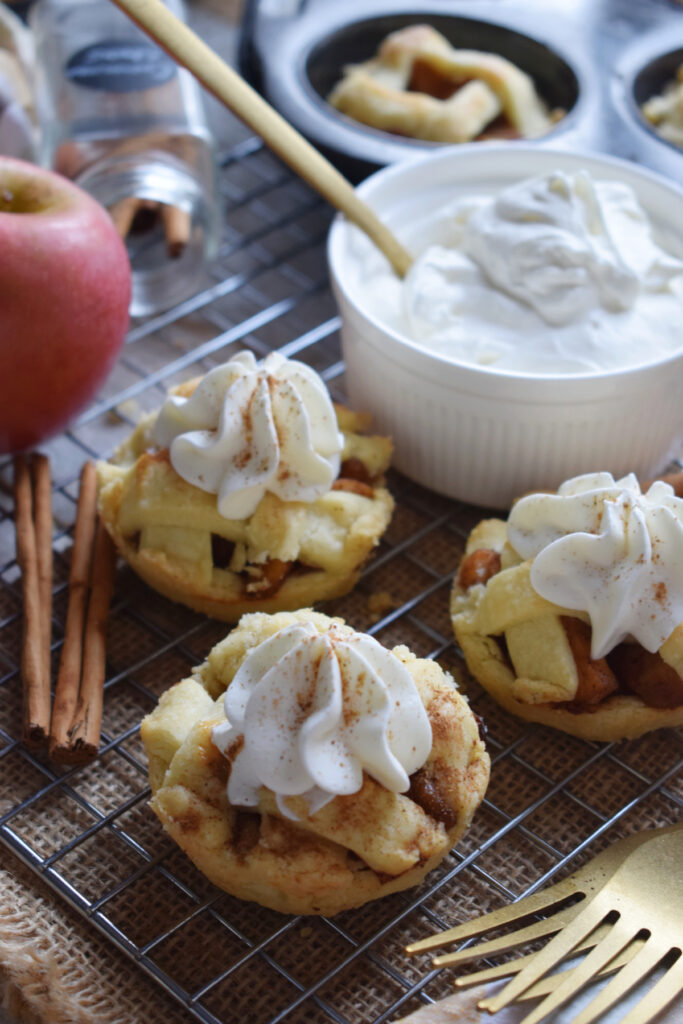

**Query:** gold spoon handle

left=109, top=0, right=412, bottom=278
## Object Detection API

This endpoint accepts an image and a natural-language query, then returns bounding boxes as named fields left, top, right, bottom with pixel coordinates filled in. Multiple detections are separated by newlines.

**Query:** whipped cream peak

left=508, top=472, right=683, bottom=659
left=360, top=169, right=683, bottom=374
left=153, top=351, right=343, bottom=519
left=467, top=170, right=640, bottom=325
left=211, top=622, right=432, bottom=820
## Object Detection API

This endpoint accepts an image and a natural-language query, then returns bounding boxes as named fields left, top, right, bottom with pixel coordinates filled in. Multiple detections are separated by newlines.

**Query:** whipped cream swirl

left=211, top=622, right=432, bottom=820
left=153, top=351, right=343, bottom=519
left=508, top=473, right=683, bottom=659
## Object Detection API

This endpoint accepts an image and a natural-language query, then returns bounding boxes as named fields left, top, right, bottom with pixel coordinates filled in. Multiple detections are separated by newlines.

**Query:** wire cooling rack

left=1, top=133, right=682, bottom=1024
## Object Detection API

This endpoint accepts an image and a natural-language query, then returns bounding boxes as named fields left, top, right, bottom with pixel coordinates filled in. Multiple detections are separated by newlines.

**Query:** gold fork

left=406, top=823, right=683, bottom=1024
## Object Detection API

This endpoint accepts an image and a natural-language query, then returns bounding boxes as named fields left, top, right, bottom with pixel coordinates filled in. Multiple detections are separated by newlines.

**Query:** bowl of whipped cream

left=328, top=145, right=683, bottom=507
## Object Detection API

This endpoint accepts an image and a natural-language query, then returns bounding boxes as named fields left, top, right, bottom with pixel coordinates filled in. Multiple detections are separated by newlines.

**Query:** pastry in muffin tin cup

left=327, top=145, right=683, bottom=508
left=302, top=11, right=583, bottom=171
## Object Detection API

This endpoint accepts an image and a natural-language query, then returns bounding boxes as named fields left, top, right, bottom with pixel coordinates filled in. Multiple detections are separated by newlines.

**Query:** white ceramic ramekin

left=328, top=146, right=683, bottom=508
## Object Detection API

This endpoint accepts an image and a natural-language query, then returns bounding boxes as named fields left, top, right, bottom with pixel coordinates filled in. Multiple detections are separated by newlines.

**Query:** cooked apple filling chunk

left=452, top=474, right=683, bottom=740
left=457, top=546, right=678, bottom=712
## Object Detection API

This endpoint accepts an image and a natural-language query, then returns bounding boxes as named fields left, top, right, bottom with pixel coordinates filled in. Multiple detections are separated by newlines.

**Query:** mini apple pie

left=141, top=610, right=490, bottom=915
left=97, top=351, right=394, bottom=621
left=328, top=25, right=561, bottom=144
left=451, top=473, right=683, bottom=741
left=641, top=64, right=683, bottom=149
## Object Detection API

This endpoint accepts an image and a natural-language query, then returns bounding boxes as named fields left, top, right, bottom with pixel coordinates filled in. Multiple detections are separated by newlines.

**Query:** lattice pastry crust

left=327, top=25, right=559, bottom=143
left=641, top=64, right=683, bottom=149
left=451, top=520, right=683, bottom=741
left=140, top=610, right=490, bottom=915
left=97, top=380, right=394, bottom=621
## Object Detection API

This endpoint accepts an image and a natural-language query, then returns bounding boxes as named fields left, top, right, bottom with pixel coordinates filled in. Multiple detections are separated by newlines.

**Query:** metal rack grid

left=0, top=134, right=682, bottom=1024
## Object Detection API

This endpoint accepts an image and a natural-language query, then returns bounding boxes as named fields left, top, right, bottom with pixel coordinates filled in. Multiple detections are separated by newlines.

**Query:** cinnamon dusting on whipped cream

left=508, top=472, right=683, bottom=658
left=211, top=621, right=432, bottom=820
left=153, top=351, right=343, bottom=519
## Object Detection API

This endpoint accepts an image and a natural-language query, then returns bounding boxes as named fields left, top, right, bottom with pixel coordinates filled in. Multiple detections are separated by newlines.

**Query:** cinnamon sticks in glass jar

left=109, top=197, right=192, bottom=260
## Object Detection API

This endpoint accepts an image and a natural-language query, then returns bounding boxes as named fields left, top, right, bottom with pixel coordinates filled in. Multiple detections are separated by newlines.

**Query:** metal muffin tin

left=239, top=0, right=683, bottom=182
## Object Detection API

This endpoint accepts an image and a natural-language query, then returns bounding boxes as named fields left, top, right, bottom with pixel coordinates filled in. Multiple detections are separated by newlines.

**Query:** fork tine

left=619, top=952, right=683, bottom=1024
left=504, top=917, right=637, bottom=1024
left=405, top=878, right=578, bottom=955
left=454, top=948, right=546, bottom=988
left=453, top=925, right=637, bottom=990
left=569, top=938, right=669, bottom=1024
left=478, top=896, right=609, bottom=1013
left=520, top=937, right=645, bottom=1004
left=433, top=903, right=582, bottom=968
left=407, top=829, right=650, bottom=957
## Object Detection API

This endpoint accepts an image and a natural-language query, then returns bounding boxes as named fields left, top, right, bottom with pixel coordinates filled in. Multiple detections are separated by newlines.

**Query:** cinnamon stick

left=65, top=521, right=116, bottom=764
left=161, top=203, right=191, bottom=258
left=14, top=455, right=51, bottom=746
left=32, top=454, right=53, bottom=688
left=49, top=462, right=98, bottom=762
left=109, top=196, right=142, bottom=239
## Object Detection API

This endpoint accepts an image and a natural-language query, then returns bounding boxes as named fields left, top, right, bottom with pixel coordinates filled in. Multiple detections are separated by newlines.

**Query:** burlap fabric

left=1, top=475, right=681, bottom=1024
left=0, top=848, right=191, bottom=1024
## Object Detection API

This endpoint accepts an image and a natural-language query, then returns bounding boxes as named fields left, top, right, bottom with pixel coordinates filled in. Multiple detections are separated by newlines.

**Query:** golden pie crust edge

left=451, top=519, right=683, bottom=742
left=94, top=501, right=391, bottom=622
left=141, top=610, right=490, bottom=916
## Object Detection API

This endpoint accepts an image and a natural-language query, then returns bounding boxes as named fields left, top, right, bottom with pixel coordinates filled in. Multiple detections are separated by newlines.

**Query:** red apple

left=0, top=156, right=131, bottom=453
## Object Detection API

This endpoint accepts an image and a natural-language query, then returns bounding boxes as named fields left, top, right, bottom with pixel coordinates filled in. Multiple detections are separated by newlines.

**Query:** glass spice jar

left=30, top=0, right=221, bottom=316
